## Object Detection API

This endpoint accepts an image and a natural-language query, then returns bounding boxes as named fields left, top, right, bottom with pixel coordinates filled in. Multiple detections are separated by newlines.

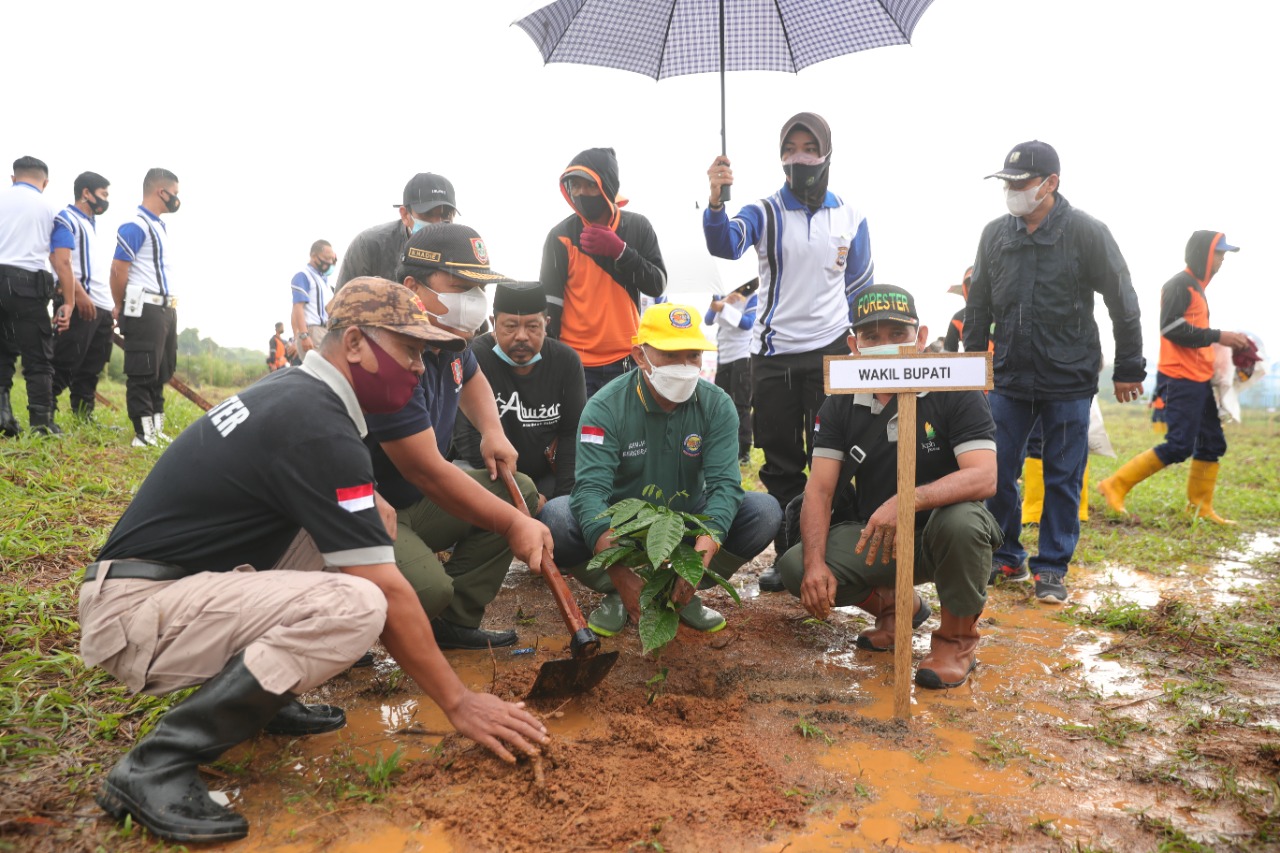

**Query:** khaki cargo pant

left=78, top=531, right=387, bottom=697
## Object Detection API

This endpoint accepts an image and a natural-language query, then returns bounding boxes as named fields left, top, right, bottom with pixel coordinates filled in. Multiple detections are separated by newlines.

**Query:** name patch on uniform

left=682, top=433, right=703, bottom=456
left=834, top=246, right=848, bottom=269
left=336, top=483, right=376, bottom=512
left=207, top=395, right=250, bottom=438
left=581, top=425, right=605, bottom=444
left=407, top=248, right=442, bottom=263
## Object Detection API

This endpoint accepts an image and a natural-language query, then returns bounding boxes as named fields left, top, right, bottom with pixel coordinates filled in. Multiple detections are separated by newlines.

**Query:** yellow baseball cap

left=633, top=304, right=716, bottom=351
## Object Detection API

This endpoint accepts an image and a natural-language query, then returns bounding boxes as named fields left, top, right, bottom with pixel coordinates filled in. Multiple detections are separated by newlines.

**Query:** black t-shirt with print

left=812, top=390, right=995, bottom=525
left=98, top=366, right=392, bottom=574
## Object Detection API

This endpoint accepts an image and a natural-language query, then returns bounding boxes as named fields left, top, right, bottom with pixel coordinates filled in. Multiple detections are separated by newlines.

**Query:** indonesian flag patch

left=580, top=425, right=605, bottom=445
left=336, top=483, right=376, bottom=512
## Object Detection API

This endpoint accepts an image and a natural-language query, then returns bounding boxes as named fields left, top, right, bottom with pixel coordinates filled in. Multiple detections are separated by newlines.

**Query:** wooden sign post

left=824, top=349, right=993, bottom=720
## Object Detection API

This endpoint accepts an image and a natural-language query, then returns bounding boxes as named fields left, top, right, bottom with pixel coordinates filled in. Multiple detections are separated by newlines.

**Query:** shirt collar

left=299, top=350, right=368, bottom=437
left=779, top=183, right=838, bottom=211
left=137, top=205, right=163, bottom=223
left=66, top=204, right=92, bottom=222
left=854, top=391, right=929, bottom=414
left=15, top=182, right=42, bottom=193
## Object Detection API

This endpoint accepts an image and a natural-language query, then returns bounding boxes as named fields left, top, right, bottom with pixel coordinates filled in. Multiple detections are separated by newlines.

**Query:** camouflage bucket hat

left=328, top=277, right=465, bottom=351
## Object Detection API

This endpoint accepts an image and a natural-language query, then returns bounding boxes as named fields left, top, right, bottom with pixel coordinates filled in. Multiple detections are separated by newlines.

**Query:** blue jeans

left=1154, top=376, right=1225, bottom=465
left=583, top=357, right=631, bottom=400
left=988, top=392, right=1090, bottom=577
left=540, top=491, right=781, bottom=592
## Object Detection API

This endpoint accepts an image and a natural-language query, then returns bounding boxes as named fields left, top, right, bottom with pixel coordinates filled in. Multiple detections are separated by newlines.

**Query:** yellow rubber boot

left=1079, top=462, right=1090, bottom=522
left=1098, top=450, right=1165, bottom=515
left=1187, top=459, right=1236, bottom=525
left=1020, top=457, right=1045, bottom=525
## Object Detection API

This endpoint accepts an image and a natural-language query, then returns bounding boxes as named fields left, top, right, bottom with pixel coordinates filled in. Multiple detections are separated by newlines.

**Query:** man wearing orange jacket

left=539, top=148, right=667, bottom=398
left=1100, top=231, right=1250, bottom=524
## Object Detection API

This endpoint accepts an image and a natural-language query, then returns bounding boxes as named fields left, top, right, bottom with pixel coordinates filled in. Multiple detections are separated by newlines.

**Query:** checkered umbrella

left=515, top=0, right=935, bottom=170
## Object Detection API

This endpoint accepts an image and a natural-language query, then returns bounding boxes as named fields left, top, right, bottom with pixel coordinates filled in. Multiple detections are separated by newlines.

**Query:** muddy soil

left=150, top=538, right=1276, bottom=853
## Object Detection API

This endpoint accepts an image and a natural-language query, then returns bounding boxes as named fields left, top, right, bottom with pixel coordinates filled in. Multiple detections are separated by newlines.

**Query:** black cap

left=852, top=285, right=918, bottom=329
left=399, top=223, right=514, bottom=285
left=986, top=140, right=1060, bottom=181
left=493, top=281, right=547, bottom=316
left=397, top=173, right=458, bottom=216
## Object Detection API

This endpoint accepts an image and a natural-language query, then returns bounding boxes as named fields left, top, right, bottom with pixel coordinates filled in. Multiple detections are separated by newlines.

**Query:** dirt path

left=180, top=536, right=1280, bottom=853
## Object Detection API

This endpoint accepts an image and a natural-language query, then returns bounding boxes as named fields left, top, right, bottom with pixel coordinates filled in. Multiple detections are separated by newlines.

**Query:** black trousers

left=51, top=305, right=115, bottom=415
left=0, top=277, right=55, bottom=410
left=119, top=303, right=177, bottom=421
left=750, top=333, right=848, bottom=510
left=714, top=356, right=753, bottom=454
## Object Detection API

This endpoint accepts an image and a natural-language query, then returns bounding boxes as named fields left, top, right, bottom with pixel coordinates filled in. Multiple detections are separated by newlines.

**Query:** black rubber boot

left=263, top=700, right=346, bottom=736
left=0, top=390, right=21, bottom=438
left=27, top=406, right=63, bottom=437
left=96, top=652, right=292, bottom=843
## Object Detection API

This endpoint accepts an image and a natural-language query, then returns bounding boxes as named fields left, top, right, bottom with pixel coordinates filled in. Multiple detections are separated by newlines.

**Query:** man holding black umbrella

left=703, top=112, right=874, bottom=591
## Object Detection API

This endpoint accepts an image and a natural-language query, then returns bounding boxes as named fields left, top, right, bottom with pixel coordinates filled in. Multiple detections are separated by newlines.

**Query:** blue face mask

left=493, top=345, right=542, bottom=367
left=412, top=217, right=432, bottom=233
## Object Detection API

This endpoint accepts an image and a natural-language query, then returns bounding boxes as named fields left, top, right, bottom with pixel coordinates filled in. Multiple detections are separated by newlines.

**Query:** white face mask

left=1005, top=181, right=1047, bottom=217
left=642, top=351, right=701, bottom=403
left=434, top=287, right=489, bottom=333
left=858, top=343, right=913, bottom=357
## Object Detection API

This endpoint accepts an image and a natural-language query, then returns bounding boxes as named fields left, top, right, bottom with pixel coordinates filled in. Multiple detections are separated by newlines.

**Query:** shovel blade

left=525, top=651, right=619, bottom=700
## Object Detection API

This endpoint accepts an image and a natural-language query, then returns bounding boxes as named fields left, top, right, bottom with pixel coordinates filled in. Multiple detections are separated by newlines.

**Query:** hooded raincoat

left=539, top=148, right=667, bottom=368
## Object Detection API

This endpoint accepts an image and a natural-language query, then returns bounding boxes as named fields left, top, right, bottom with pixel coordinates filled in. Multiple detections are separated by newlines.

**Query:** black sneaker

left=988, top=558, right=1030, bottom=585
left=1033, top=571, right=1068, bottom=604
left=757, top=566, right=786, bottom=593
left=430, top=618, right=518, bottom=650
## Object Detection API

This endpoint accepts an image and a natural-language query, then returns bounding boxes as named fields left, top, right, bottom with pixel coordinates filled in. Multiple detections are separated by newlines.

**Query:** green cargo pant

left=776, top=501, right=1002, bottom=617
left=394, top=469, right=537, bottom=628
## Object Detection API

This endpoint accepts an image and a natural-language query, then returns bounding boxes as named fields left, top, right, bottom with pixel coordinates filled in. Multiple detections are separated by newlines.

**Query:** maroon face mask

left=349, top=334, right=420, bottom=414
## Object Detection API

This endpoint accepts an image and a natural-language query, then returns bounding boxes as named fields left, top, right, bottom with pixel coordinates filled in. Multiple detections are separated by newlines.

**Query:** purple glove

left=579, top=226, right=626, bottom=260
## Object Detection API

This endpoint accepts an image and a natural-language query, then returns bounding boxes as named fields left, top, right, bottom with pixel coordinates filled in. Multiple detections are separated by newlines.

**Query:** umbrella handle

left=498, top=462, right=599, bottom=658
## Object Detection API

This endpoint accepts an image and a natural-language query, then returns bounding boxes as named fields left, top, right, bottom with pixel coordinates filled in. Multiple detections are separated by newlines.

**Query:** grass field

left=2, top=381, right=1278, bottom=851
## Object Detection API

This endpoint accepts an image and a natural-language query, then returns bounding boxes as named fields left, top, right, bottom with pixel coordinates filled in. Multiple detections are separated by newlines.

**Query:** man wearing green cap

left=776, top=284, right=1002, bottom=689
left=541, top=303, right=782, bottom=636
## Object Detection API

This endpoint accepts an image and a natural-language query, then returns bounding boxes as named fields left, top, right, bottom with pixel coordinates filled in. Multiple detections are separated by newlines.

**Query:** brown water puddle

left=204, top=538, right=1276, bottom=852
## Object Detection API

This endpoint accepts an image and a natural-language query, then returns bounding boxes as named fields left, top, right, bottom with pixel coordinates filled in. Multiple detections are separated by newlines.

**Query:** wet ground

left=180, top=531, right=1280, bottom=853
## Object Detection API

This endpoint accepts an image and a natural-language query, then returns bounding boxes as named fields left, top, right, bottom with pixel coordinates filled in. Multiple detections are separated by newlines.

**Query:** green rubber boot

left=678, top=595, right=726, bottom=633
left=587, top=593, right=628, bottom=637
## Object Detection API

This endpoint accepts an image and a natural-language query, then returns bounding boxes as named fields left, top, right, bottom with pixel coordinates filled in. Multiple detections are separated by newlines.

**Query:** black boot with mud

left=263, top=700, right=346, bottom=736
left=96, top=651, right=292, bottom=843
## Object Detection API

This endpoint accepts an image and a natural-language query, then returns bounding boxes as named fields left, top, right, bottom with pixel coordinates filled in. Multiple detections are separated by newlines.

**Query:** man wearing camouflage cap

left=541, top=303, right=782, bottom=637
left=81, top=278, right=549, bottom=844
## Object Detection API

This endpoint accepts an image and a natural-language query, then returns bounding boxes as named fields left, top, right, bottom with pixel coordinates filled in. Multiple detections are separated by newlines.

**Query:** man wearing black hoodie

left=1100, top=231, right=1249, bottom=524
left=540, top=148, right=668, bottom=398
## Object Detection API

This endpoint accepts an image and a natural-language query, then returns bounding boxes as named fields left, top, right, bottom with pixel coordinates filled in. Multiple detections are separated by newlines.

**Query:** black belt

left=0, top=264, right=41, bottom=281
left=83, top=559, right=190, bottom=582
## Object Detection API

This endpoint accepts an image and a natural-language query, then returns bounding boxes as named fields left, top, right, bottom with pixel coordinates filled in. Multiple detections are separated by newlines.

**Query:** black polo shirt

left=98, top=353, right=394, bottom=573
left=812, top=390, right=996, bottom=525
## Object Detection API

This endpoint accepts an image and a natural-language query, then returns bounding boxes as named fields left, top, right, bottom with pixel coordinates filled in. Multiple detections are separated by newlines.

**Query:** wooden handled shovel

left=497, top=462, right=618, bottom=699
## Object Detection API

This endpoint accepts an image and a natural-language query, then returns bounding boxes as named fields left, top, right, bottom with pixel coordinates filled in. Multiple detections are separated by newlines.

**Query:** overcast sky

left=6, top=0, right=1277, bottom=369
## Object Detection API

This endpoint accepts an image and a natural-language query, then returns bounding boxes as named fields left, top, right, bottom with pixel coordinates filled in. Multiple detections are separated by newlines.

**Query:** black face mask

left=316, top=261, right=332, bottom=274
left=86, top=193, right=109, bottom=215
left=784, top=160, right=831, bottom=208
left=162, top=191, right=181, bottom=213
left=573, top=193, right=611, bottom=223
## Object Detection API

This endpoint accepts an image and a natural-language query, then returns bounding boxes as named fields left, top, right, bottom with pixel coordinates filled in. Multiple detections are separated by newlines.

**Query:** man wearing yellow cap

left=541, top=304, right=782, bottom=635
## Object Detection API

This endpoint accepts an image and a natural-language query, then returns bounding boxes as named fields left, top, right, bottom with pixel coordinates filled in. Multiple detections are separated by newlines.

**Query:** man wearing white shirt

left=111, top=168, right=181, bottom=447
left=290, top=240, right=337, bottom=355
left=0, top=156, right=73, bottom=437
left=50, top=172, right=114, bottom=423
left=704, top=278, right=758, bottom=464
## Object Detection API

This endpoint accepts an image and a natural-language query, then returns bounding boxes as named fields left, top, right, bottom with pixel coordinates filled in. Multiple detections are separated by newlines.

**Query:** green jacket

left=572, top=368, right=743, bottom=548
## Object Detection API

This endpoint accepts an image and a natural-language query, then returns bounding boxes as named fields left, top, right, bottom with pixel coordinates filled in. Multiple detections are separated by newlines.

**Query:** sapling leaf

left=639, top=607, right=679, bottom=654
left=670, top=543, right=705, bottom=588
left=614, top=515, right=659, bottom=537
left=645, top=513, right=685, bottom=568
left=604, top=497, right=649, bottom=528
left=585, top=545, right=636, bottom=573
left=704, top=568, right=742, bottom=605
left=639, top=571, right=673, bottom=609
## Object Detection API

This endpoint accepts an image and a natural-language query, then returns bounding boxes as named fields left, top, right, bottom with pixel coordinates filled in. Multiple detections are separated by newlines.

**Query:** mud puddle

left=204, top=545, right=1279, bottom=852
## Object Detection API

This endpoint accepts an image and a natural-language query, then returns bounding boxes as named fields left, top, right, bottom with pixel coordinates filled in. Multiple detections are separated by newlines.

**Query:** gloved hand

left=580, top=226, right=626, bottom=260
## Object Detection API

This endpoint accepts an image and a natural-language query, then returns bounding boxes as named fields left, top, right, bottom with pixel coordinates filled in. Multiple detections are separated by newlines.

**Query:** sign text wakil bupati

left=825, top=351, right=992, bottom=394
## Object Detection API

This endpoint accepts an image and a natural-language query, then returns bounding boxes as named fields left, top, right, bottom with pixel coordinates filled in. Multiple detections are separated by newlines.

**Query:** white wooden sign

left=825, top=352, right=993, bottom=394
